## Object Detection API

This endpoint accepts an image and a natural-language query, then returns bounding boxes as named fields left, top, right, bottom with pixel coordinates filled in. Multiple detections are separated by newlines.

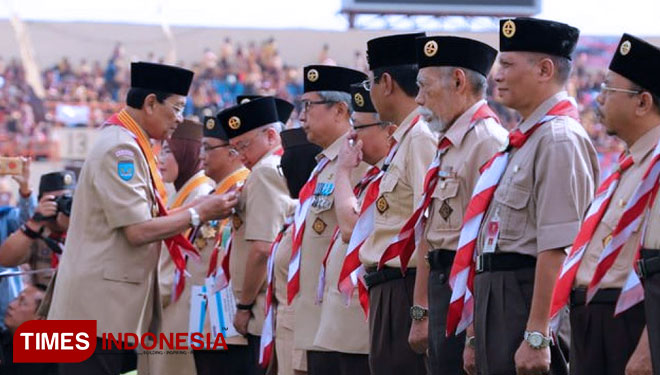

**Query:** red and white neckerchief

left=446, top=99, right=579, bottom=336
left=336, top=116, right=421, bottom=309
left=201, top=180, right=247, bottom=293
left=315, top=167, right=381, bottom=309
left=259, top=216, right=293, bottom=368
left=379, top=104, right=500, bottom=272
left=591, top=140, right=660, bottom=314
left=287, top=156, right=331, bottom=304
left=549, top=153, right=633, bottom=329
left=106, top=110, right=199, bottom=302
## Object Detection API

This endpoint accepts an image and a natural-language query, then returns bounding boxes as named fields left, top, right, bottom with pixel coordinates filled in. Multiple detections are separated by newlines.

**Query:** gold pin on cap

left=307, top=69, right=319, bottom=82
left=502, top=20, right=516, bottom=38
left=354, top=93, right=365, bottom=107
left=63, top=174, right=73, bottom=185
left=228, top=116, right=241, bottom=130
left=206, top=117, right=216, bottom=130
left=424, top=40, right=438, bottom=57
left=620, top=40, right=632, bottom=56
left=240, top=98, right=251, bottom=104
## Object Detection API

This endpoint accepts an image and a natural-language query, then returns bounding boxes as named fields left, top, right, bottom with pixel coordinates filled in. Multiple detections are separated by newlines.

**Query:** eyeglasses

left=201, top=143, right=238, bottom=156
left=163, top=100, right=185, bottom=116
left=300, top=99, right=336, bottom=113
left=359, top=79, right=372, bottom=92
left=352, top=121, right=388, bottom=130
left=599, top=83, right=642, bottom=95
left=230, top=129, right=267, bottom=154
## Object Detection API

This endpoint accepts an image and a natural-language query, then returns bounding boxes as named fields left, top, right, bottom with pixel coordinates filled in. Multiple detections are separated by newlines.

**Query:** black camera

left=33, top=194, right=73, bottom=221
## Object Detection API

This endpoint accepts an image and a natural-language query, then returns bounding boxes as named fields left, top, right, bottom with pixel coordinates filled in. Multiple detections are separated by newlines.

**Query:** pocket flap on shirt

left=102, top=264, right=144, bottom=284
left=379, top=172, right=399, bottom=194
left=431, top=179, right=459, bottom=201
left=494, top=184, right=531, bottom=210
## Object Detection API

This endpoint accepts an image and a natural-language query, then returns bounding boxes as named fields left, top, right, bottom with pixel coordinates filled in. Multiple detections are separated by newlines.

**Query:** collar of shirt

left=392, top=107, right=422, bottom=143
left=318, top=131, right=349, bottom=162
left=443, top=99, right=488, bottom=148
left=628, top=124, right=660, bottom=164
left=518, top=91, right=570, bottom=133
left=254, top=146, right=281, bottom=168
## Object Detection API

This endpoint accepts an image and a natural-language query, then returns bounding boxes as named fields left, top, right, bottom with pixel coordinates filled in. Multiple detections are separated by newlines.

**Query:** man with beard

left=406, top=36, right=508, bottom=375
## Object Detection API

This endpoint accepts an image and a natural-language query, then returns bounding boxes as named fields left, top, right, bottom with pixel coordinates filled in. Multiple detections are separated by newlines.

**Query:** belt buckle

left=636, top=259, right=647, bottom=280
left=475, top=255, right=484, bottom=273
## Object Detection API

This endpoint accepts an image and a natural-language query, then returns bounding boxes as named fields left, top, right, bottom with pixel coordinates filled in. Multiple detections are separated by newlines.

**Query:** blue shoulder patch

left=117, top=161, right=135, bottom=181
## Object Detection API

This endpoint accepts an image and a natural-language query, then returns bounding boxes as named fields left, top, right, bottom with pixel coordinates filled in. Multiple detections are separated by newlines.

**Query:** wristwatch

left=188, top=207, right=201, bottom=227
left=236, top=302, right=255, bottom=311
left=524, top=331, right=552, bottom=349
left=409, top=305, right=428, bottom=321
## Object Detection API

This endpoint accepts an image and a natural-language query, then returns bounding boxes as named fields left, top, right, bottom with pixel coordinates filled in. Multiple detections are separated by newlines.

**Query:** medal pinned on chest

left=312, top=182, right=334, bottom=210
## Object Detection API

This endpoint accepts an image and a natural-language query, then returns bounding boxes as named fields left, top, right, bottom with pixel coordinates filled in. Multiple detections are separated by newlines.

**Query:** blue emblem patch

left=117, top=161, right=135, bottom=181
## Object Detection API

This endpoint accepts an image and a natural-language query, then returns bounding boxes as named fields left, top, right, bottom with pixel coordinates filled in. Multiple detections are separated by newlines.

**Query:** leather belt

left=364, top=267, right=416, bottom=289
left=570, top=287, right=621, bottom=306
left=637, top=249, right=660, bottom=279
left=475, top=253, right=536, bottom=273
left=426, top=249, right=455, bottom=270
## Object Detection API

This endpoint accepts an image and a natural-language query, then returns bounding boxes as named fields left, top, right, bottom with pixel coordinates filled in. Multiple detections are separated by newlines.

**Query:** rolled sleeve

left=534, top=139, right=590, bottom=252
left=17, top=193, right=37, bottom=225
left=95, top=144, right=153, bottom=229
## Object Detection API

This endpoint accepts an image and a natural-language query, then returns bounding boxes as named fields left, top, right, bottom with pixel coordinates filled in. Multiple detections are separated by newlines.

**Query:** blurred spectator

left=0, top=158, right=36, bottom=330
left=0, top=283, right=57, bottom=374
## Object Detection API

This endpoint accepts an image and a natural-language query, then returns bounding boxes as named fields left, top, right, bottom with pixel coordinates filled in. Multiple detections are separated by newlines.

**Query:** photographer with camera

left=0, top=171, right=75, bottom=286
left=0, top=156, right=37, bottom=330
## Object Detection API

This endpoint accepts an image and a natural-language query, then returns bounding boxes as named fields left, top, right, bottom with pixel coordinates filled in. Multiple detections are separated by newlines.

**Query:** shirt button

left=618, top=199, right=625, bottom=207
left=440, top=182, right=447, bottom=189
left=513, top=165, right=520, bottom=173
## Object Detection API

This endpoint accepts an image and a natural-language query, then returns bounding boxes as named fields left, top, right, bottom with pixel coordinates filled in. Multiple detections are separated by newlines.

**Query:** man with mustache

left=407, top=35, right=508, bottom=374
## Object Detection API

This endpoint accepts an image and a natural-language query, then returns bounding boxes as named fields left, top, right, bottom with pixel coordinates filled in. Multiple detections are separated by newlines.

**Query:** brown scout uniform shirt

left=231, top=148, right=295, bottom=337
left=576, top=125, right=660, bottom=288
left=294, top=132, right=369, bottom=351
left=359, top=107, right=437, bottom=268
left=48, top=123, right=162, bottom=337
left=424, top=100, right=508, bottom=251
left=477, top=92, right=600, bottom=257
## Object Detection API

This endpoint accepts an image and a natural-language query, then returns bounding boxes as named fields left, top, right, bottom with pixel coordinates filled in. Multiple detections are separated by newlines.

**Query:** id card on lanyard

left=483, top=208, right=501, bottom=254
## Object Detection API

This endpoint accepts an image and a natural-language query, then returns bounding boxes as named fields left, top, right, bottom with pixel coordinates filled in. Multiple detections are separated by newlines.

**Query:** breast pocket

left=493, top=184, right=531, bottom=241
left=308, top=196, right=335, bottom=237
left=429, top=179, right=462, bottom=232
left=103, top=263, right=145, bottom=285
left=374, top=172, right=402, bottom=226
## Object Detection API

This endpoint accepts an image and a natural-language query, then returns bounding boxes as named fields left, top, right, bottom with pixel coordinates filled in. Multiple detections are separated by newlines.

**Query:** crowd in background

left=0, top=35, right=623, bottom=171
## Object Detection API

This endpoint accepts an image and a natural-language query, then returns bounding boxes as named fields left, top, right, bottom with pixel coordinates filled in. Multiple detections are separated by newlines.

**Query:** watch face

left=410, top=306, right=426, bottom=320
left=528, top=333, right=543, bottom=348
